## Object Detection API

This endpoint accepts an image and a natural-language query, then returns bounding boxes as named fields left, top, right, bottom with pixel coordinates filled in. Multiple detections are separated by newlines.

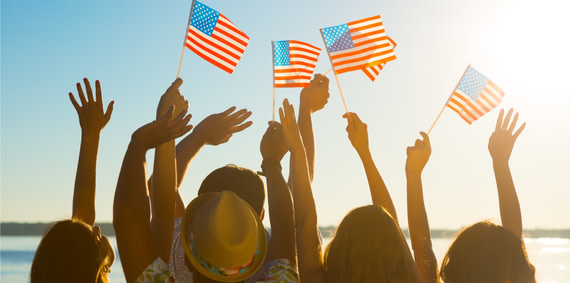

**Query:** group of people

left=30, top=75, right=536, bottom=283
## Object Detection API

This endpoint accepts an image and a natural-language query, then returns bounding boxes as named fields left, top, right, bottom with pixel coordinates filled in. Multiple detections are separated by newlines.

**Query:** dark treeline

left=2, top=222, right=569, bottom=239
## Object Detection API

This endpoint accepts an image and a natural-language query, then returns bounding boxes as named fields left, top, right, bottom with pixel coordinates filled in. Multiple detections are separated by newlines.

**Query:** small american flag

left=447, top=66, right=505, bottom=124
left=321, top=15, right=396, bottom=75
left=273, top=40, right=321, bottom=88
left=362, top=36, right=396, bottom=81
left=185, top=1, right=249, bottom=74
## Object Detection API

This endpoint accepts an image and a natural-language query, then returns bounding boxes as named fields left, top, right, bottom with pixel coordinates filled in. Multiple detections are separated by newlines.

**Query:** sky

left=2, top=0, right=569, bottom=230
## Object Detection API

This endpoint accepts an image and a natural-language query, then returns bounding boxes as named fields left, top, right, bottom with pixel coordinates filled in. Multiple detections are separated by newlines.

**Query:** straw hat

left=181, top=191, right=267, bottom=282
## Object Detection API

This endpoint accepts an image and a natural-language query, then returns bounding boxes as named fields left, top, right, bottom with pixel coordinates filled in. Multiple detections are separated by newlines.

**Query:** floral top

left=136, top=257, right=298, bottom=283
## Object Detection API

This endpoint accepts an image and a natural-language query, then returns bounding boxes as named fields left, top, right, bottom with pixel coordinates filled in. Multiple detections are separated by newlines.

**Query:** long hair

left=30, top=219, right=114, bottom=283
left=324, top=205, right=422, bottom=283
left=440, top=221, right=536, bottom=283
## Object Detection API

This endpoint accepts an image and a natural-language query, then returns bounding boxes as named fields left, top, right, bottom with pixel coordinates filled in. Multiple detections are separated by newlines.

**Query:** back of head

left=324, top=205, right=421, bottom=283
left=440, top=221, right=536, bottom=283
left=30, top=219, right=104, bottom=283
left=198, top=164, right=265, bottom=216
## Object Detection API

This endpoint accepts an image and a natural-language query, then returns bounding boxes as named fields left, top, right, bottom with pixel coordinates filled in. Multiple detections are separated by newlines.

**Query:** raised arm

left=280, top=99, right=323, bottom=283
left=69, top=78, right=113, bottom=225
left=259, top=121, right=296, bottom=264
left=488, top=108, right=526, bottom=239
left=150, top=78, right=190, bottom=263
left=113, top=106, right=192, bottom=283
left=296, top=74, right=330, bottom=181
left=405, top=132, right=438, bottom=283
left=172, top=106, right=252, bottom=216
left=343, top=112, right=397, bottom=221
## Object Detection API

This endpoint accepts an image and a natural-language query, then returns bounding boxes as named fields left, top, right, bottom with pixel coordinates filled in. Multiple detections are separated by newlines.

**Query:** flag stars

left=458, top=67, right=489, bottom=100
left=274, top=41, right=290, bottom=66
left=322, top=24, right=353, bottom=52
left=191, top=1, right=220, bottom=36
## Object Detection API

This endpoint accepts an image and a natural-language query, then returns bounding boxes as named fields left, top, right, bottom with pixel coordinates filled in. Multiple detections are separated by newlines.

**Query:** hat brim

left=181, top=192, right=267, bottom=282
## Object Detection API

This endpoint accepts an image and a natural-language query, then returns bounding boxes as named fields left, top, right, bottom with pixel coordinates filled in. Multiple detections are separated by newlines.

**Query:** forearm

left=113, top=141, right=154, bottom=283
left=263, top=160, right=296, bottom=264
left=298, top=103, right=315, bottom=181
left=358, top=149, right=397, bottom=222
left=72, top=133, right=101, bottom=225
left=175, top=132, right=205, bottom=187
left=150, top=140, right=177, bottom=262
left=493, top=160, right=523, bottom=238
left=290, top=147, right=322, bottom=281
left=406, top=173, right=438, bottom=283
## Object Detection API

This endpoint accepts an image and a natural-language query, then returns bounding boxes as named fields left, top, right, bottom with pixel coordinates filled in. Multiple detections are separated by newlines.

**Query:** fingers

left=495, top=108, right=504, bottom=132
left=76, top=82, right=87, bottom=105
left=167, top=77, right=183, bottom=92
left=228, top=121, right=253, bottom=134
left=502, top=108, right=514, bottom=130
left=95, top=80, right=103, bottom=108
left=104, top=101, right=114, bottom=124
left=419, top=131, right=431, bottom=149
left=83, top=78, right=95, bottom=103
left=158, top=106, right=175, bottom=122
left=68, top=92, right=81, bottom=112
left=507, top=112, right=519, bottom=134
left=219, top=106, right=237, bottom=117
left=513, top=122, right=526, bottom=139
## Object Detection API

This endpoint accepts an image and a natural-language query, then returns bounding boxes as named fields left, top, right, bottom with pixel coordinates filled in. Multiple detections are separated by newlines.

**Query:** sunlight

left=493, top=0, right=570, bottom=97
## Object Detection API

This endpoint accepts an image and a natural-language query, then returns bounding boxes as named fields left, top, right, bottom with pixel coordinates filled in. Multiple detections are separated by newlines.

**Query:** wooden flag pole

left=427, top=64, right=471, bottom=134
left=323, top=68, right=333, bottom=76
left=319, top=29, right=349, bottom=113
left=271, top=41, right=276, bottom=121
left=176, top=0, right=197, bottom=78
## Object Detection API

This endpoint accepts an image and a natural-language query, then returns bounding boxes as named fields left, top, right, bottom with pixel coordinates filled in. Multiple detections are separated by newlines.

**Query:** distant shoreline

left=2, top=222, right=570, bottom=238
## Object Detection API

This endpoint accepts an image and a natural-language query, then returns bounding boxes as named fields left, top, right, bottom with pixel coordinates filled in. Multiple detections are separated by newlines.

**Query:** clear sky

left=1, top=0, right=569, bottom=230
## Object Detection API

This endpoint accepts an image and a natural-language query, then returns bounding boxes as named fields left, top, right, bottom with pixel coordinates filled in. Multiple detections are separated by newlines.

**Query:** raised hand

left=156, top=78, right=188, bottom=120
left=300, top=74, right=330, bottom=113
left=342, top=112, right=369, bottom=154
left=488, top=108, right=526, bottom=164
left=279, top=99, right=304, bottom=152
left=406, top=132, right=431, bottom=176
left=68, top=78, right=114, bottom=136
left=133, top=106, right=193, bottom=150
left=190, top=106, right=253, bottom=146
left=260, top=121, right=288, bottom=162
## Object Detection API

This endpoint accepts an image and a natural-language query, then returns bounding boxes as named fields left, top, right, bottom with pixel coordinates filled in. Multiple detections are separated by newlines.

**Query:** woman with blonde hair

left=31, top=78, right=115, bottom=283
left=406, top=109, right=535, bottom=283
left=279, top=100, right=421, bottom=283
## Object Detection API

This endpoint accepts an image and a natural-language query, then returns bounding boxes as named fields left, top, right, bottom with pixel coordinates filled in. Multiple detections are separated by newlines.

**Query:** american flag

left=362, top=36, right=396, bottom=81
left=321, top=15, right=396, bottom=75
left=185, top=1, right=249, bottom=74
left=273, top=40, right=321, bottom=88
left=447, top=66, right=505, bottom=124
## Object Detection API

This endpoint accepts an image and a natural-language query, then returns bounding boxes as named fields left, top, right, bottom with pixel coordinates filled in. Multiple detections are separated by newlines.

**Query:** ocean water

left=1, top=236, right=569, bottom=282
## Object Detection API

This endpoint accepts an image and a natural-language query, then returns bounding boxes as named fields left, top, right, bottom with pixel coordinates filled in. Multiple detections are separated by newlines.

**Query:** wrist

left=260, top=159, right=282, bottom=175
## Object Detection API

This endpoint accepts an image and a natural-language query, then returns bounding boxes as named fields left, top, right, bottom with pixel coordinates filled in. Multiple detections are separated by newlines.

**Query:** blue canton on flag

left=447, top=66, right=505, bottom=124
left=190, top=2, right=219, bottom=36
left=322, top=24, right=354, bottom=52
left=457, top=67, right=490, bottom=101
left=273, top=41, right=290, bottom=66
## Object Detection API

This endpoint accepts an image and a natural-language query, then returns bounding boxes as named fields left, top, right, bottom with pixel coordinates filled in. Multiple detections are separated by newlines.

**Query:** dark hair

left=30, top=219, right=114, bottom=283
left=198, top=164, right=265, bottom=216
left=440, top=221, right=536, bottom=283
left=324, top=205, right=422, bottom=283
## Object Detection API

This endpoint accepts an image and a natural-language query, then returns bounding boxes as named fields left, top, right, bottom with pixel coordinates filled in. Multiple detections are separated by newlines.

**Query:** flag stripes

left=362, top=36, right=396, bottom=81
left=274, top=40, right=321, bottom=88
left=185, top=2, right=249, bottom=74
left=447, top=67, right=505, bottom=124
left=322, top=15, right=396, bottom=75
